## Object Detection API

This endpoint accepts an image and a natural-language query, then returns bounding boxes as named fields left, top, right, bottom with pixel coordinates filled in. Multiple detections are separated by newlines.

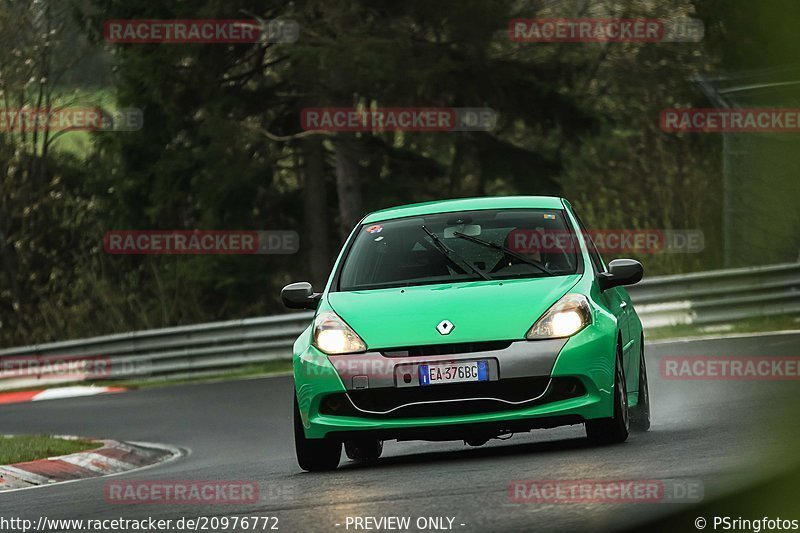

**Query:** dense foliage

left=0, top=0, right=793, bottom=345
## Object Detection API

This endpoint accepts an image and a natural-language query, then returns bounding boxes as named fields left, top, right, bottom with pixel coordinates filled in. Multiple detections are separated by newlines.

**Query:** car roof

left=362, top=196, right=567, bottom=224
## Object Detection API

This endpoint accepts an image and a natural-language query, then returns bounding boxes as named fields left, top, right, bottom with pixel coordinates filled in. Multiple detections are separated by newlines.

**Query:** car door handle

left=620, top=301, right=627, bottom=309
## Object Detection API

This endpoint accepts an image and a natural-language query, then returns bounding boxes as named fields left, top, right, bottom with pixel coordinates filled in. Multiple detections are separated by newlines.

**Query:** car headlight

left=526, top=293, right=592, bottom=339
left=312, top=311, right=367, bottom=355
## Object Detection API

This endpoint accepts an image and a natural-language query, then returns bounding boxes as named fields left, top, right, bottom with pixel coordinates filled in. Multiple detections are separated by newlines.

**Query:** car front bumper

left=293, top=326, right=617, bottom=440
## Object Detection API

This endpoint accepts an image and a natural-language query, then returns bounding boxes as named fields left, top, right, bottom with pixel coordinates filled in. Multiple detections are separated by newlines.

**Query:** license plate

left=418, top=361, right=489, bottom=386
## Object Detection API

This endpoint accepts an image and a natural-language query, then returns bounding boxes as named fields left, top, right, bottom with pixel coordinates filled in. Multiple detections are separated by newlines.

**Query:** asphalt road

left=1, top=332, right=799, bottom=533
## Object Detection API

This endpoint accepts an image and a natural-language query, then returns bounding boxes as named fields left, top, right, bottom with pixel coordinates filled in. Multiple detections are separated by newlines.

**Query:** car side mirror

left=281, top=282, right=321, bottom=310
left=598, top=259, right=644, bottom=292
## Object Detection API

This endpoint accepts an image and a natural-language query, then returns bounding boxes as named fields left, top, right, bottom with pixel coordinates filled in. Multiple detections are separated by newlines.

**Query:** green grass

left=0, top=435, right=100, bottom=465
left=49, top=87, right=117, bottom=158
left=645, top=313, right=800, bottom=341
left=11, top=87, right=118, bottom=159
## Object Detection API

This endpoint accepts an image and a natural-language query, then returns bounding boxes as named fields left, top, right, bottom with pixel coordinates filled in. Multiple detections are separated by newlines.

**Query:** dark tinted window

left=574, top=213, right=605, bottom=273
left=338, top=209, right=580, bottom=291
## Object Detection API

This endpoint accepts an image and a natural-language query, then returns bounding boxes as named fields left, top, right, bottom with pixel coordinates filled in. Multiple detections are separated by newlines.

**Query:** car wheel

left=294, top=395, right=341, bottom=471
left=585, top=344, right=630, bottom=445
left=344, top=439, right=383, bottom=462
left=630, top=337, right=651, bottom=431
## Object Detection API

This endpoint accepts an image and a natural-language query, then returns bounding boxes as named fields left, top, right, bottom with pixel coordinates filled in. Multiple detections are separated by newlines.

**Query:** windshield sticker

left=367, top=224, right=383, bottom=234
left=543, top=214, right=556, bottom=219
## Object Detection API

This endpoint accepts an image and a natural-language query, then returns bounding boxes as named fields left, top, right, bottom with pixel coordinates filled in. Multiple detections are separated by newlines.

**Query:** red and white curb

left=0, top=438, right=181, bottom=491
left=0, top=386, right=126, bottom=405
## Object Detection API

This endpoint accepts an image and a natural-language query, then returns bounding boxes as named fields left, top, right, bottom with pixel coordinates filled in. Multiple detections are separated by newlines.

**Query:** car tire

left=630, top=337, right=651, bottom=432
left=344, top=439, right=383, bottom=462
left=585, top=344, right=630, bottom=445
left=294, top=395, right=341, bottom=471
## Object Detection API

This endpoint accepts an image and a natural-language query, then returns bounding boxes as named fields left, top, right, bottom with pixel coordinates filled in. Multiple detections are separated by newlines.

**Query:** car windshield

left=337, top=208, right=580, bottom=291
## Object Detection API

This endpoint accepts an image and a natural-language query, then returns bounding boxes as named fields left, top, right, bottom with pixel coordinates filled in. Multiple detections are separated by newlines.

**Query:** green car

left=282, top=196, right=649, bottom=471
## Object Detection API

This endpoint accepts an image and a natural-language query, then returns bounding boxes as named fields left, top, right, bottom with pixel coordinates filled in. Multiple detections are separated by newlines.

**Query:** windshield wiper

left=420, top=225, right=492, bottom=281
left=452, top=231, right=554, bottom=276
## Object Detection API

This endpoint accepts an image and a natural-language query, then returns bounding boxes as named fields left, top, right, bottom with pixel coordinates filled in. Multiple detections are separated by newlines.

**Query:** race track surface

left=1, top=333, right=798, bottom=532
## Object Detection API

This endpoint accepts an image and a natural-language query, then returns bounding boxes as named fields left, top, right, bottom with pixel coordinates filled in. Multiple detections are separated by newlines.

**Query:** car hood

left=327, top=275, right=581, bottom=349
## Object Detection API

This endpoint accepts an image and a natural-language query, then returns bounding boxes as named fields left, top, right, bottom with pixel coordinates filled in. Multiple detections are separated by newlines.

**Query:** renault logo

left=436, top=320, right=455, bottom=335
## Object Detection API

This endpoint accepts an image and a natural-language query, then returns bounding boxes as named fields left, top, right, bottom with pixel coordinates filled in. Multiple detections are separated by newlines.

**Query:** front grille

left=381, top=340, right=512, bottom=358
left=319, top=377, right=585, bottom=418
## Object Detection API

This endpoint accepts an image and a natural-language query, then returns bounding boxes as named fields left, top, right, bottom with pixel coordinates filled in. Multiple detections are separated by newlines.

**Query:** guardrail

left=0, top=313, right=313, bottom=391
left=0, top=262, right=797, bottom=390
left=627, top=262, right=800, bottom=328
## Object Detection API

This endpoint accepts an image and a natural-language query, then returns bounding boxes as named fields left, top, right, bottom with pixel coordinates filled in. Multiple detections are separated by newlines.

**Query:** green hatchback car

left=283, top=196, right=649, bottom=471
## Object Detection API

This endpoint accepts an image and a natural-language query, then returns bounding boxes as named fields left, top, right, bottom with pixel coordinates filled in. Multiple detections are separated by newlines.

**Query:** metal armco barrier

left=0, top=262, right=797, bottom=389
left=0, top=313, right=313, bottom=391
left=627, top=262, right=800, bottom=328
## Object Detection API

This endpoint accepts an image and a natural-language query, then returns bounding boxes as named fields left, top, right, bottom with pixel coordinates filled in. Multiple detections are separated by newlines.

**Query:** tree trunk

left=333, top=136, right=363, bottom=242
left=302, top=136, right=330, bottom=288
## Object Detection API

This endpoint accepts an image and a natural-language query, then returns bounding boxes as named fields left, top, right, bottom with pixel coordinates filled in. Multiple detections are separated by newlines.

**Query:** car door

left=617, top=285, right=642, bottom=394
